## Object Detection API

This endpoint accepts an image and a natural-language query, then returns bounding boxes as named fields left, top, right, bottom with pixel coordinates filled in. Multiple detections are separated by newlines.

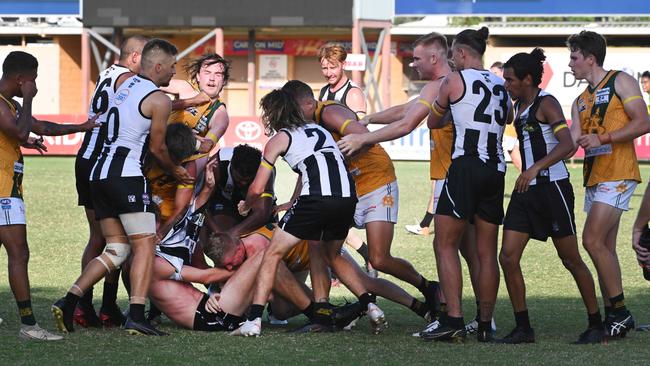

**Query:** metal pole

left=215, top=28, right=224, bottom=56
left=381, top=22, right=391, bottom=108
left=176, top=29, right=217, bottom=61
left=351, top=19, right=362, bottom=86
left=247, top=29, right=256, bottom=116
left=81, top=28, right=91, bottom=113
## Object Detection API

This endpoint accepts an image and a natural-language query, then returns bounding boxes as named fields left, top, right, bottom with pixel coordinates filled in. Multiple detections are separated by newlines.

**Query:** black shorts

left=436, top=156, right=505, bottom=225
left=503, top=178, right=576, bottom=241
left=193, top=294, right=242, bottom=332
left=75, top=156, right=93, bottom=208
left=279, top=196, right=356, bottom=241
left=89, top=176, right=155, bottom=220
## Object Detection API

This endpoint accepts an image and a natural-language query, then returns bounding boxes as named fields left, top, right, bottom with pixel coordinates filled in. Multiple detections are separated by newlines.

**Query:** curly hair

left=259, top=89, right=307, bottom=135
left=185, top=53, right=231, bottom=87
left=231, top=144, right=262, bottom=179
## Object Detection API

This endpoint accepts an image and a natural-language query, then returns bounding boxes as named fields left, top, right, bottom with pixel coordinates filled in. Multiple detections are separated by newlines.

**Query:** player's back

left=79, top=64, right=131, bottom=161
left=280, top=123, right=355, bottom=198
left=450, top=69, right=510, bottom=172
left=90, top=74, right=158, bottom=180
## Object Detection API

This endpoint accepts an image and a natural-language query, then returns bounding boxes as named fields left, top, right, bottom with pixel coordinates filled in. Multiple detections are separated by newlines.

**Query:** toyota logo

left=235, top=121, right=262, bottom=141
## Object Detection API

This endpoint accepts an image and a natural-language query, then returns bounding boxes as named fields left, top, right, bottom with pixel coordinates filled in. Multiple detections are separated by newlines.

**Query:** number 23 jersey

left=450, top=69, right=511, bottom=172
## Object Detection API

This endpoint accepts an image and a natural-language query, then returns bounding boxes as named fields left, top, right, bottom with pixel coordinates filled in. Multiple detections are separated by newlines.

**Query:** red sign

left=22, top=115, right=268, bottom=156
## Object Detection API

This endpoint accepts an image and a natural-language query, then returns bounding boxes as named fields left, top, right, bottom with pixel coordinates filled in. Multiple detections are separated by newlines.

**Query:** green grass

left=1, top=157, right=649, bottom=365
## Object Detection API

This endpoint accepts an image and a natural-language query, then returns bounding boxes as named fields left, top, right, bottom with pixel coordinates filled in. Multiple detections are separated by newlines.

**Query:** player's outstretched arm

left=362, top=99, right=415, bottom=126
left=337, top=81, right=440, bottom=156
left=31, top=114, right=100, bottom=136
left=427, top=73, right=455, bottom=129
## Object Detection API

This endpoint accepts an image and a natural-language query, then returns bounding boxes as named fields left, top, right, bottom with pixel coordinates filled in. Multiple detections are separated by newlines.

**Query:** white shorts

left=432, top=179, right=445, bottom=212
left=155, top=246, right=186, bottom=281
left=0, top=197, right=25, bottom=226
left=584, top=180, right=638, bottom=213
left=502, top=135, right=519, bottom=152
left=353, top=181, right=399, bottom=228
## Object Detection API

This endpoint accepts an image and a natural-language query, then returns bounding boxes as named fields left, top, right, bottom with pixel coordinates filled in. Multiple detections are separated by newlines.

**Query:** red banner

left=23, top=115, right=268, bottom=156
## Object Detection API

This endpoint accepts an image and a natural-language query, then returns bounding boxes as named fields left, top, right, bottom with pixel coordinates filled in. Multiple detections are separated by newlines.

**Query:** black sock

left=64, top=292, right=81, bottom=310
left=302, top=302, right=315, bottom=320
left=148, top=303, right=162, bottom=319
left=359, top=293, right=376, bottom=309
left=514, top=310, right=531, bottom=329
left=416, top=276, right=430, bottom=292
left=410, top=299, right=429, bottom=318
left=130, top=303, right=146, bottom=322
left=604, top=306, right=613, bottom=318
left=588, top=311, right=603, bottom=329
left=475, top=301, right=481, bottom=320
left=444, top=314, right=465, bottom=328
left=440, top=302, right=447, bottom=314
left=101, top=281, right=119, bottom=310
left=356, top=243, right=370, bottom=264
left=248, top=304, right=264, bottom=321
left=609, top=293, right=627, bottom=314
left=79, top=287, right=93, bottom=308
left=312, top=302, right=333, bottom=325
left=478, top=320, right=492, bottom=333
left=17, top=299, right=37, bottom=326
left=420, top=211, right=434, bottom=228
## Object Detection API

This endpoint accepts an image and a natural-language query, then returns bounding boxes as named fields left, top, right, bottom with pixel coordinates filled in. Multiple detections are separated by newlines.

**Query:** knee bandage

left=99, top=242, right=131, bottom=270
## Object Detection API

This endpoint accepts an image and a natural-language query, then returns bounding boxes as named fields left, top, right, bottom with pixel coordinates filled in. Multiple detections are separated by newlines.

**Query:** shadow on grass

left=1, top=286, right=649, bottom=365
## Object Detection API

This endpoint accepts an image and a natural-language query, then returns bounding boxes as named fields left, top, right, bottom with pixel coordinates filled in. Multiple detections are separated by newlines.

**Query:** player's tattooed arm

left=31, top=114, right=100, bottom=136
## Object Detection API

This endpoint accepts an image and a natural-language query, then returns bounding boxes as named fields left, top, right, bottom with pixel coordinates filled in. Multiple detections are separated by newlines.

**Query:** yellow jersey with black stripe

left=245, top=224, right=310, bottom=272
left=168, top=89, right=224, bottom=137
left=429, top=123, right=453, bottom=180
left=146, top=153, right=208, bottom=222
left=0, top=94, right=23, bottom=199
left=315, top=101, right=396, bottom=196
left=577, top=70, right=641, bottom=187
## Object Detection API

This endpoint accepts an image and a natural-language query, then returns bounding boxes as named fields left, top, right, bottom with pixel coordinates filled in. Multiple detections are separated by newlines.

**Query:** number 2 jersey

left=450, top=69, right=511, bottom=172
left=280, top=123, right=355, bottom=198
left=90, top=74, right=158, bottom=181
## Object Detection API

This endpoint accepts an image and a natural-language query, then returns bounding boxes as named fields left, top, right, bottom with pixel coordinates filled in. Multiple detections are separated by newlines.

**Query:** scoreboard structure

left=82, top=0, right=353, bottom=28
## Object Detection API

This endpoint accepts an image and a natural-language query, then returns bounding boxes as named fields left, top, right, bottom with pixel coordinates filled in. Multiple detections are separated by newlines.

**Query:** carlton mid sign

left=23, top=116, right=269, bottom=156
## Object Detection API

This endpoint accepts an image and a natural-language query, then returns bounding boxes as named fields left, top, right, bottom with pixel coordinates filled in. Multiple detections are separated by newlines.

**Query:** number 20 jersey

left=90, top=74, right=158, bottom=181
left=450, top=69, right=511, bottom=172
left=280, top=123, right=355, bottom=198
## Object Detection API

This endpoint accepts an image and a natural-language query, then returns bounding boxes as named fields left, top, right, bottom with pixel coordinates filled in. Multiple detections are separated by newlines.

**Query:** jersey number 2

left=305, top=128, right=333, bottom=151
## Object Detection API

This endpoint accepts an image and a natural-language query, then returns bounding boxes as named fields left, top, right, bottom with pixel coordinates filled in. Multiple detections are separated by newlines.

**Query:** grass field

left=1, top=157, right=650, bottom=365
